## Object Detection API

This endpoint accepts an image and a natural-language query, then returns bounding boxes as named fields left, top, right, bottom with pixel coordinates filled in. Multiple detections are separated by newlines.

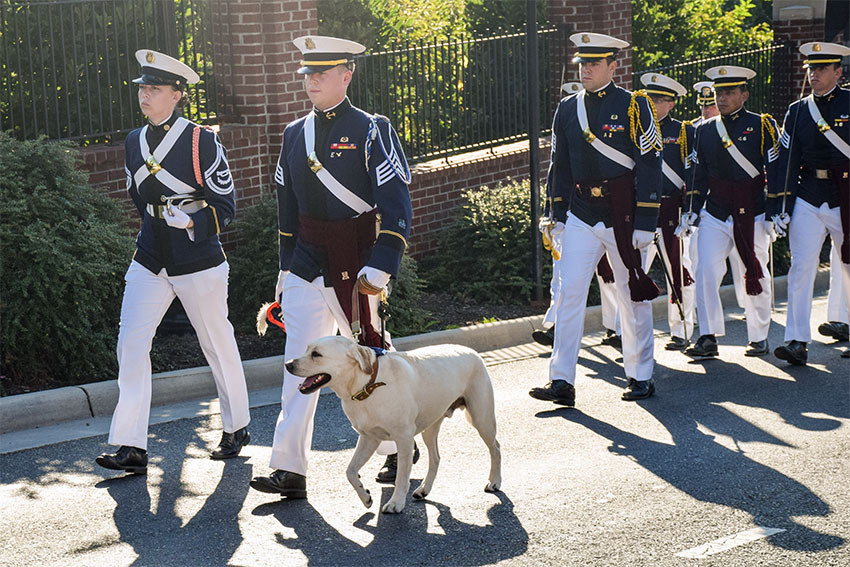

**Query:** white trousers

left=270, top=274, right=395, bottom=476
left=695, top=211, right=771, bottom=341
left=550, top=216, right=654, bottom=384
left=827, top=243, right=849, bottom=323
left=785, top=200, right=850, bottom=342
left=689, top=226, right=747, bottom=310
left=599, top=274, right=621, bottom=334
left=108, top=261, right=250, bottom=450
left=643, top=230, right=696, bottom=340
left=544, top=253, right=621, bottom=337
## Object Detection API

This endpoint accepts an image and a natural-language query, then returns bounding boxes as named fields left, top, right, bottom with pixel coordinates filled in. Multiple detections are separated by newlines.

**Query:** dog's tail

left=256, top=303, right=272, bottom=336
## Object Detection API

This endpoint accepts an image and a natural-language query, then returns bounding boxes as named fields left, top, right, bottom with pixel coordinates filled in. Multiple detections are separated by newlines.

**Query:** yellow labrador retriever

left=286, top=336, right=502, bottom=514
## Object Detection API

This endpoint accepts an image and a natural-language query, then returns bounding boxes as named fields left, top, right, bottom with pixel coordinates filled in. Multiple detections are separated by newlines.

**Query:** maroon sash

left=708, top=177, right=764, bottom=295
left=607, top=172, right=660, bottom=302
left=298, top=211, right=383, bottom=347
left=596, top=254, right=615, bottom=284
left=659, top=194, right=694, bottom=302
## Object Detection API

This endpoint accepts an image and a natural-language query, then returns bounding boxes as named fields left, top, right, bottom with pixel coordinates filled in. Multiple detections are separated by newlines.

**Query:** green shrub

left=0, top=134, right=135, bottom=394
left=227, top=193, right=433, bottom=337
left=227, top=194, right=280, bottom=334
left=421, top=178, right=552, bottom=304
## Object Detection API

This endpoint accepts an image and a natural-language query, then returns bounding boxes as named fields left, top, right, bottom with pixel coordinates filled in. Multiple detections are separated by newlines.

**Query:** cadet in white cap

left=530, top=32, right=663, bottom=406
left=534, top=81, right=622, bottom=350
left=772, top=41, right=850, bottom=365
left=684, top=81, right=749, bottom=313
left=639, top=72, right=697, bottom=350
left=683, top=65, right=780, bottom=359
left=250, top=36, right=414, bottom=499
left=96, top=50, right=251, bottom=474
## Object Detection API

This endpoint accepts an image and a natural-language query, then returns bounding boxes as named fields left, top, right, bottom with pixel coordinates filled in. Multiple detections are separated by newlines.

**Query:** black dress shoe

left=686, top=334, right=718, bottom=358
left=665, top=336, right=690, bottom=351
left=210, top=426, right=250, bottom=459
left=250, top=470, right=307, bottom=498
left=841, top=348, right=850, bottom=359
left=375, top=442, right=420, bottom=484
left=528, top=380, right=575, bottom=406
left=774, top=340, right=808, bottom=366
left=95, top=446, right=147, bottom=474
left=745, top=339, right=769, bottom=357
left=622, top=378, right=654, bottom=401
left=532, top=327, right=555, bottom=347
left=600, top=329, right=622, bottom=349
left=818, top=321, right=849, bottom=343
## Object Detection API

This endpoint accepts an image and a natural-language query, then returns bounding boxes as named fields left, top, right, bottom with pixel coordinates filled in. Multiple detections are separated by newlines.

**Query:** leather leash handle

left=351, top=285, right=361, bottom=341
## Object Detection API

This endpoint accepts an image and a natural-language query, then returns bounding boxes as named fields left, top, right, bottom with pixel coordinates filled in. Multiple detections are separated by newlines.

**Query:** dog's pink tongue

left=299, top=374, right=320, bottom=391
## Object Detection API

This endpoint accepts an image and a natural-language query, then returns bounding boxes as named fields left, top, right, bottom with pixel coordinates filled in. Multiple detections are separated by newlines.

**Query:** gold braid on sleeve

left=760, top=113, right=778, bottom=157
left=629, top=90, right=664, bottom=152
left=679, top=121, right=691, bottom=167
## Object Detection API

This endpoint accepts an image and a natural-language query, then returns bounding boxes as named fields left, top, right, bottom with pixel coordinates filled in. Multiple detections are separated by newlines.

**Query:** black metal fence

left=633, top=43, right=794, bottom=122
left=349, top=26, right=570, bottom=163
left=0, top=0, right=227, bottom=143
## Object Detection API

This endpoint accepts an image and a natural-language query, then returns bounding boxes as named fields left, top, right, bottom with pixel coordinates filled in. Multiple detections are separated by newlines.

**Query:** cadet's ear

left=348, top=343, right=374, bottom=375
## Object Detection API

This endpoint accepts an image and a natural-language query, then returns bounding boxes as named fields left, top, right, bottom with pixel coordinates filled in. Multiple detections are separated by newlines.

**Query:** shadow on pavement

left=252, top=490, right=527, bottom=566
left=535, top=351, right=846, bottom=552
left=90, top=435, right=253, bottom=566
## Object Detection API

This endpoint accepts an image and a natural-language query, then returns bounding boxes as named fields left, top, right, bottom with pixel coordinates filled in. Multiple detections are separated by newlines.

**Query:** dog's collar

left=351, top=356, right=386, bottom=401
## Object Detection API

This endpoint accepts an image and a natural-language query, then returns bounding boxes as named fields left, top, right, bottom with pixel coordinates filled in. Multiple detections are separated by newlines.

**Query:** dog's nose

left=285, top=361, right=294, bottom=373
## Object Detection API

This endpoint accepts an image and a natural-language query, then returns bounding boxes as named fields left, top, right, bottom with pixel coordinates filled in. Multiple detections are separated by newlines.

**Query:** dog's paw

left=360, top=489, right=372, bottom=508
left=412, top=486, right=429, bottom=500
left=484, top=481, right=501, bottom=493
left=381, top=500, right=405, bottom=514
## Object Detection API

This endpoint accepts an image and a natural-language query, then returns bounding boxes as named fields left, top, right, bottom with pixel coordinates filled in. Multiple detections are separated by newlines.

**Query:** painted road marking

left=675, top=527, right=786, bottom=558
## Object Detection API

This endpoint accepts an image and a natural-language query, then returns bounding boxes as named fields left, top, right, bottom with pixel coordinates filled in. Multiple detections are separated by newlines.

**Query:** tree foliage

left=633, top=0, right=773, bottom=69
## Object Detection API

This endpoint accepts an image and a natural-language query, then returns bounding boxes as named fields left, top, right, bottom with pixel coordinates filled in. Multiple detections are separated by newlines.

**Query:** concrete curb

left=0, top=270, right=828, bottom=435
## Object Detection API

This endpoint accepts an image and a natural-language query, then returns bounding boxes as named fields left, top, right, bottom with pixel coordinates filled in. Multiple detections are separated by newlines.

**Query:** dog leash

left=351, top=354, right=386, bottom=401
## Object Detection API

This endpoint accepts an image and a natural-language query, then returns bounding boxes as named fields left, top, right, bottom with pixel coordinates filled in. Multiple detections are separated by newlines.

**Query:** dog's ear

left=348, top=343, right=374, bottom=375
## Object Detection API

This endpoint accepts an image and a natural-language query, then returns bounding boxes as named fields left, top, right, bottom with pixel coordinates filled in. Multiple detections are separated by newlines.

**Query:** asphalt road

left=1, top=297, right=847, bottom=567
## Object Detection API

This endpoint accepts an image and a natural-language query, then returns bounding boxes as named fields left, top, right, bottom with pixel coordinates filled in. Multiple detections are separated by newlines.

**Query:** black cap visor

left=132, top=66, right=186, bottom=90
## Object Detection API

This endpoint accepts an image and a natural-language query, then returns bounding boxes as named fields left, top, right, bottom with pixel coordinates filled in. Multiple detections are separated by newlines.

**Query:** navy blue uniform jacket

left=772, top=86, right=850, bottom=216
left=546, top=82, right=664, bottom=231
left=125, top=112, right=235, bottom=276
left=275, top=98, right=412, bottom=284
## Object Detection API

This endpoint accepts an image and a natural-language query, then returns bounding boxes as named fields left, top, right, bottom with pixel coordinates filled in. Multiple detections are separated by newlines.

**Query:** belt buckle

left=815, top=169, right=829, bottom=180
left=145, top=155, right=162, bottom=175
left=816, top=119, right=831, bottom=133
left=307, top=152, right=323, bottom=173
left=590, top=186, right=603, bottom=197
left=721, top=136, right=733, bottom=149
left=582, top=128, right=596, bottom=143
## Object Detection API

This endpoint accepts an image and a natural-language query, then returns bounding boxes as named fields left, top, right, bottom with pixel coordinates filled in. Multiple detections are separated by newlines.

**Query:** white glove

left=164, top=205, right=192, bottom=229
left=765, top=221, right=779, bottom=243
left=674, top=212, right=698, bottom=238
left=771, top=213, right=790, bottom=237
left=357, top=266, right=390, bottom=295
left=550, top=221, right=565, bottom=240
left=275, top=270, right=289, bottom=304
left=632, top=229, right=656, bottom=250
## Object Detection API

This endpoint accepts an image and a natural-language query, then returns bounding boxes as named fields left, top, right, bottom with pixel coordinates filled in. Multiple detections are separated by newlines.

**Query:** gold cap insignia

left=701, top=87, right=712, bottom=96
left=581, top=34, right=590, bottom=43
left=305, top=37, right=316, bottom=50
left=718, top=68, right=727, bottom=75
left=651, top=75, right=657, bottom=82
left=813, top=43, right=821, bottom=52
left=146, top=51, right=155, bottom=63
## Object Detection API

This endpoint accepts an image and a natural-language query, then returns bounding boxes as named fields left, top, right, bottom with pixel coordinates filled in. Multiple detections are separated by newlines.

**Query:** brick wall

left=74, top=1, right=618, bottom=258
left=549, top=0, right=634, bottom=88
left=408, top=139, right=551, bottom=258
left=773, top=18, right=827, bottom=112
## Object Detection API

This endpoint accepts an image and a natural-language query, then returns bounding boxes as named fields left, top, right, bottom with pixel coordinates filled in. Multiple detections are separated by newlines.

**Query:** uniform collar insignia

left=149, top=112, right=179, bottom=131
left=314, top=97, right=352, bottom=121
